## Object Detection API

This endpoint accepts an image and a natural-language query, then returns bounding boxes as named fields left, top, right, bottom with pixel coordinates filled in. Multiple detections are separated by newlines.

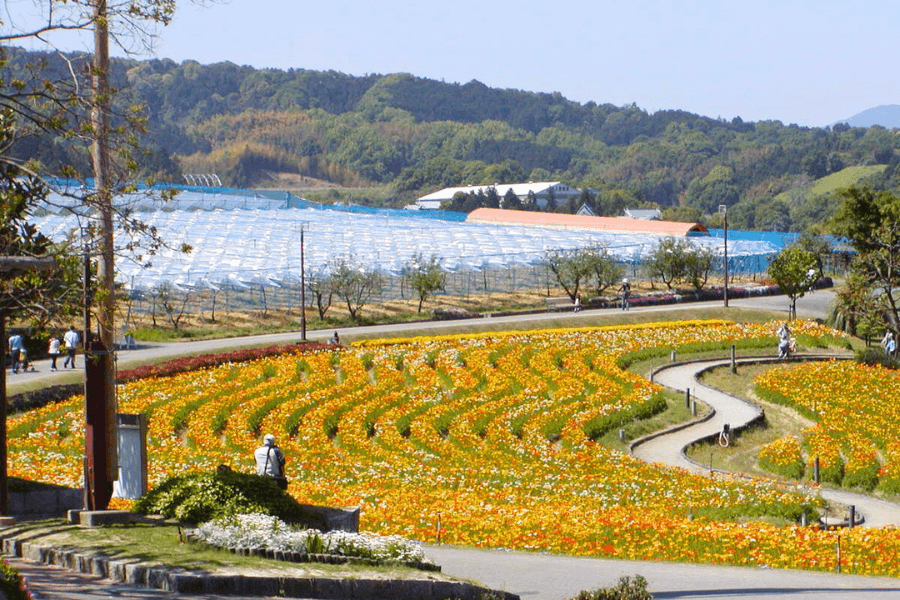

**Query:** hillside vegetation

left=8, top=46, right=900, bottom=231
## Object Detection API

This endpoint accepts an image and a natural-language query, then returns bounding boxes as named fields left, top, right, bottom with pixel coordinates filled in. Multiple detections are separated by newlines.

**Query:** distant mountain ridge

left=836, top=105, right=900, bottom=129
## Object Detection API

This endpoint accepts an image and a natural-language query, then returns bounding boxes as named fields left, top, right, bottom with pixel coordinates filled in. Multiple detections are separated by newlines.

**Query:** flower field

left=12, top=319, right=900, bottom=575
left=756, top=360, right=900, bottom=493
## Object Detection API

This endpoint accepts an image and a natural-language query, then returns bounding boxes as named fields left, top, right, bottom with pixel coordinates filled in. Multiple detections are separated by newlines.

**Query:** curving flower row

left=756, top=360, right=900, bottom=492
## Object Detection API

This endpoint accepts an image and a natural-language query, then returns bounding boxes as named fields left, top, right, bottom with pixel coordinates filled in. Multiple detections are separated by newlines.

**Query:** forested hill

left=7, top=46, right=900, bottom=232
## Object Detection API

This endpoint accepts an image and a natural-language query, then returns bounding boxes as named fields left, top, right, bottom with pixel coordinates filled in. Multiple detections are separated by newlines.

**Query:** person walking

left=62, top=326, right=80, bottom=369
left=882, top=330, right=897, bottom=357
left=7, top=333, right=23, bottom=374
left=47, top=334, right=61, bottom=371
left=254, top=433, right=287, bottom=490
left=619, top=279, right=631, bottom=311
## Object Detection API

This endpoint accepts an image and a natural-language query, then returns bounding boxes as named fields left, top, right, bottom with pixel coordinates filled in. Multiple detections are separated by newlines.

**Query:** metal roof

left=466, top=208, right=709, bottom=237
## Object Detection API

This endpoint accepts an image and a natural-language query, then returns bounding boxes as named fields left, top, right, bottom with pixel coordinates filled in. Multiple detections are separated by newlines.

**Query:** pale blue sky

left=9, top=0, right=899, bottom=127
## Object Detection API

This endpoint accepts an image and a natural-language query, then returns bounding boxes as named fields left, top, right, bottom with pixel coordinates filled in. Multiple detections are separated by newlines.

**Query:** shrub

left=0, top=559, right=33, bottom=600
left=570, top=575, right=652, bottom=600
left=843, top=464, right=879, bottom=491
left=856, top=347, right=900, bottom=370
left=133, top=469, right=323, bottom=527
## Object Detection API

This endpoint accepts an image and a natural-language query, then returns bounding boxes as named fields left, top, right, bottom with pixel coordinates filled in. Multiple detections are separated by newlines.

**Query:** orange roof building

left=465, top=208, right=709, bottom=237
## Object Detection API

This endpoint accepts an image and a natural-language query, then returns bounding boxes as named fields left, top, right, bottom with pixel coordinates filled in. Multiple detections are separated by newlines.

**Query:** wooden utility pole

left=88, top=0, right=118, bottom=510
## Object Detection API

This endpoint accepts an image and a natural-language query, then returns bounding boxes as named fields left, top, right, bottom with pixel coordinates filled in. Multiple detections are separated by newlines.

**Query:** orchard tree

left=306, top=267, right=335, bottom=319
left=584, top=245, right=624, bottom=296
left=646, top=238, right=715, bottom=291
left=401, top=253, right=446, bottom=313
left=330, top=256, right=386, bottom=322
left=767, top=245, right=819, bottom=320
left=684, top=245, right=715, bottom=290
left=545, top=248, right=592, bottom=302
left=646, top=238, right=690, bottom=290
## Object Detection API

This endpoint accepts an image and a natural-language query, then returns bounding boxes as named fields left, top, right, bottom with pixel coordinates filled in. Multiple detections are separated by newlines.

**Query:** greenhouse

left=33, top=189, right=782, bottom=299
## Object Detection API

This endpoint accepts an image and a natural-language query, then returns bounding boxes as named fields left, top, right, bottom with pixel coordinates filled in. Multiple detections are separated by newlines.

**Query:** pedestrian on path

left=48, top=333, right=61, bottom=371
left=8, top=332, right=23, bottom=374
left=62, top=326, right=80, bottom=369
left=619, top=279, right=631, bottom=311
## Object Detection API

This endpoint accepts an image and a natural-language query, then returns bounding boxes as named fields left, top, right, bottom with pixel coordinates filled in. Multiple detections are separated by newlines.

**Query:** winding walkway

left=635, top=356, right=900, bottom=527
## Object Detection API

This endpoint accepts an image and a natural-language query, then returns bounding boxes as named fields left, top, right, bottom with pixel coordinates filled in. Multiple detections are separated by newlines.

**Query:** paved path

left=638, top=357, right=900, bottom=527
left=6, top=289, right=836, bottom=392
left=424, top=544, right=900, bottom=600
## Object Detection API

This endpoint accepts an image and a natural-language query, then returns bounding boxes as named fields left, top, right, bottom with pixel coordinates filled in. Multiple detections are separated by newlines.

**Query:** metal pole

left=723, top=208, right=729, bottom=307
left=300, top=226, right=307, bottom=341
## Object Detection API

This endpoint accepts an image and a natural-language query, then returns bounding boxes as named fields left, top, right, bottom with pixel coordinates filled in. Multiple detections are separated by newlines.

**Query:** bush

left=132, top=469, right=323, bottom=527
left=0, top=559, right=32, bottom=600
left=570, top=575, right=652, bottom=600
left=843, top=466, right=879, bottom=491
left=856, top=347, right=900, bottom=370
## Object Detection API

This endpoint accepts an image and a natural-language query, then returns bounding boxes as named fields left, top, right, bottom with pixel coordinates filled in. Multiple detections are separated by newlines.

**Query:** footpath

left=638, top=357, right=900, bottom=527
left=8, top=289, right=900, bottom=599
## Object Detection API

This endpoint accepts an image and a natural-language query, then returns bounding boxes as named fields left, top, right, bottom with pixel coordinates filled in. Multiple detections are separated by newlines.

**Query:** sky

left=6, top=0, right=900, bottom=127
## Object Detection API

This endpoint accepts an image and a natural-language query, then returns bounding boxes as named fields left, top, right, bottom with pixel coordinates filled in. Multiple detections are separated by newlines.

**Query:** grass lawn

left=0, top=519, right=453, bottom=580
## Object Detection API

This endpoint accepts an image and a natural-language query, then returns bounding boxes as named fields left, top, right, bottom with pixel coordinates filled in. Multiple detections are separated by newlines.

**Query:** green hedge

left=133, top=469, right=323, bottom=527
left=583, top=393, right=667, bottom=442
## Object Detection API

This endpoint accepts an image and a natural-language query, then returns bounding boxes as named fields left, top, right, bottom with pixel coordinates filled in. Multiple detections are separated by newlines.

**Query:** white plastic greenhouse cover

left=32, top=199, right=778, bottom=293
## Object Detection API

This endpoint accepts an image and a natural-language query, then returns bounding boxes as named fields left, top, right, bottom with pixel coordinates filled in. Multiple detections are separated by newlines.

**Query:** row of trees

left=305, top=252, right=445, bottom=321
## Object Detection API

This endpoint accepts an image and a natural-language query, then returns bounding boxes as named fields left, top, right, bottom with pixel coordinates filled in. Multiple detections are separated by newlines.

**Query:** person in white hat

left=619, top=278, right=631, bottom=311
left=254, top=433, right=287, bottom=489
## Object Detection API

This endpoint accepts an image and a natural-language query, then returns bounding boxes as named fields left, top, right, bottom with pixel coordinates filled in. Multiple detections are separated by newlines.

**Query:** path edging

left=0, top=536, right=519, bottom=600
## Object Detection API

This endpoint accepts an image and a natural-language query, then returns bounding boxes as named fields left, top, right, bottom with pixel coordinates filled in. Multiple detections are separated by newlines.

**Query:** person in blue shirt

left=7, top=333, right=23, bottom=374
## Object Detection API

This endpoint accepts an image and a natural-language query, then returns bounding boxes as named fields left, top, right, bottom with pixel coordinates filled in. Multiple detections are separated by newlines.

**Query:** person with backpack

left=254, top=433, right=287, bottom=490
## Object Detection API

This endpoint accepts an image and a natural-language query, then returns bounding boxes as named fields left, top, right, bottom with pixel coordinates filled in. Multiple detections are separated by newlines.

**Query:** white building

left=413, top=181, right=580, bottom=210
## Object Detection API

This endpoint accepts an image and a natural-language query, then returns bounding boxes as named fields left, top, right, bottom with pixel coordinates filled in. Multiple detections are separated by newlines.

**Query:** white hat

left=623, top=278, right=629, bottom=283
left=264, top=434, right=276, bottom=445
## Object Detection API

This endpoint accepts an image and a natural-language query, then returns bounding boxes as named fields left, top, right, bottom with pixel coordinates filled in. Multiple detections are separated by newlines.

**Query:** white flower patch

left=194, top=513, right=430, bottom=564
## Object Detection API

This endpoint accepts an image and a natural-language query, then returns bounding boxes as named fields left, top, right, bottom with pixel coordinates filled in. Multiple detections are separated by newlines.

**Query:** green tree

left=306, top=267, right=335, bottom=319
left=545, top=248, right=593, bottom=301
left=830, top=187, right=900, bottom=333
left=401, top=252, right=446, bottom=312
left=330, top=256, right=386, bottom=321
left=0, top=134, right=81, bottom=328
left=684, top=245, right=715, bottom=290
left=662, top=205, right=703, bottom=223
left=646, top=238, right=691, bottom=290
left=583, top=245, right=624, bottom=296
left=767, top=245, right=819, bottom=320
left=483, top=186, right=500, bottom=209
left=502, top=187, right=522, bottom=210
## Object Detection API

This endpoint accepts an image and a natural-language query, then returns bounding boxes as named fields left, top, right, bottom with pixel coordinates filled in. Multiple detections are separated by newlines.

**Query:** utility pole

left=87, top=0, right=118, bottom=510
